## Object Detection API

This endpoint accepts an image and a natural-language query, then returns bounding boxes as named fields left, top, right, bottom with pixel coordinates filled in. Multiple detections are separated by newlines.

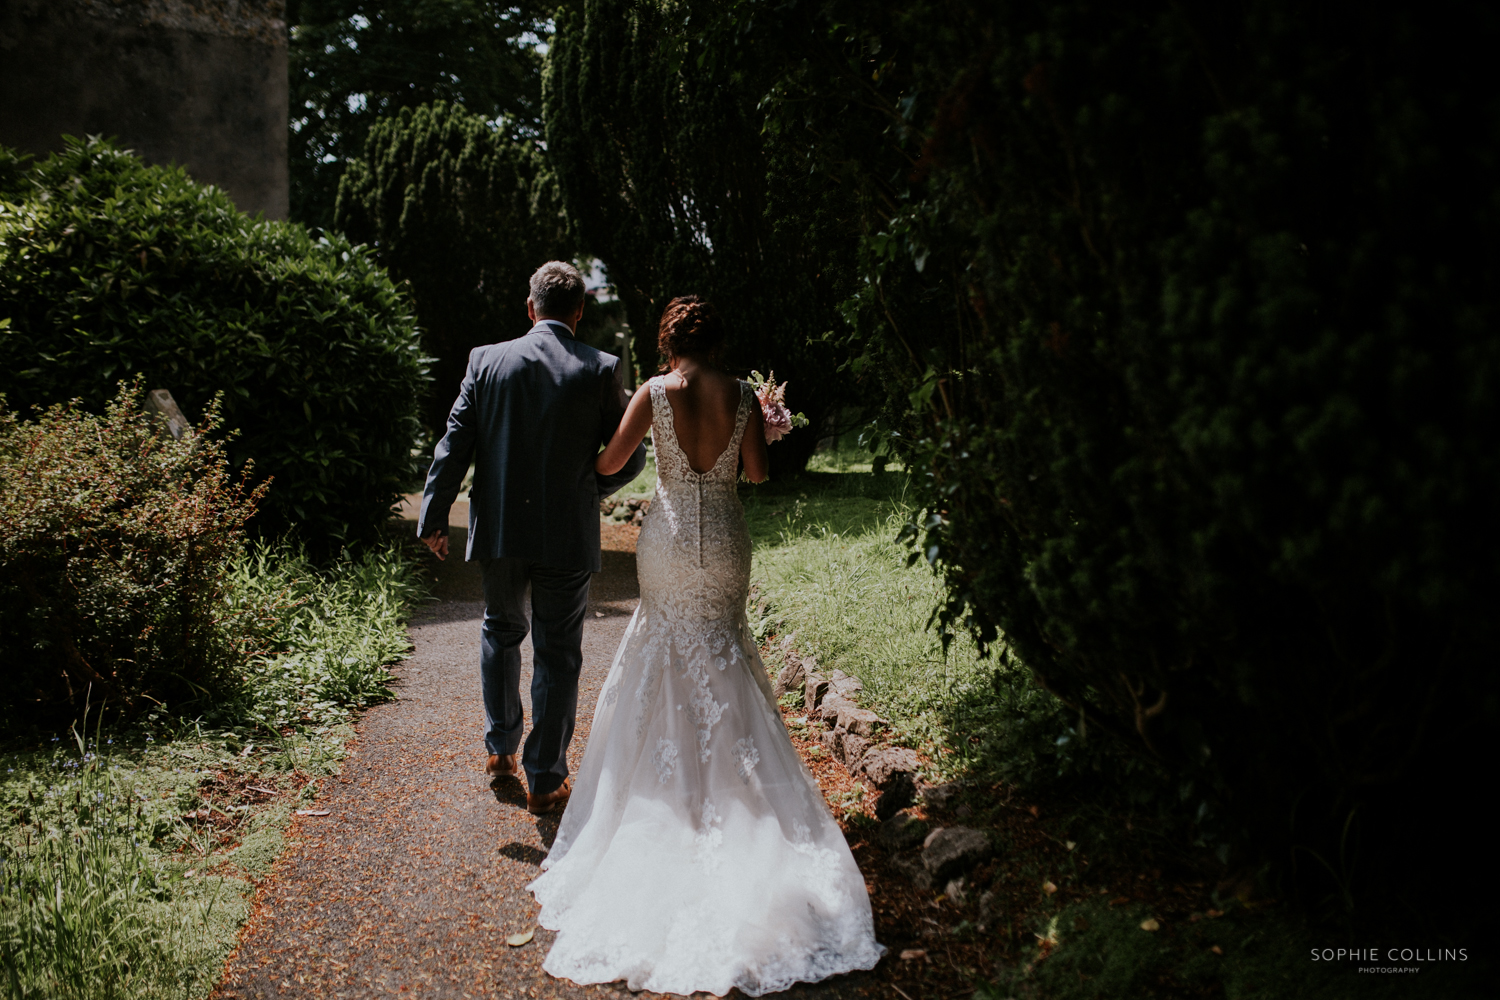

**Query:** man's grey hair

left=529, top=261, right=586, bottom=318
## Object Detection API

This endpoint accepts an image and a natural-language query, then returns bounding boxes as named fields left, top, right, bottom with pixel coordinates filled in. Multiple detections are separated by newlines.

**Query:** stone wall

left=0, top=0, right=288, bottom=218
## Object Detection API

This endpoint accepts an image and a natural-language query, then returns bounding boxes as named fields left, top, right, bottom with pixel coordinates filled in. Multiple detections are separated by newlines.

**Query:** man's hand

left=421, top=531, right=449, bottom=561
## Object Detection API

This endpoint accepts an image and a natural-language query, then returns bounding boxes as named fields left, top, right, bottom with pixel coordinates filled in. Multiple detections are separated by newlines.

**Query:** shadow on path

left=213, top=502, right=881, bottom=1000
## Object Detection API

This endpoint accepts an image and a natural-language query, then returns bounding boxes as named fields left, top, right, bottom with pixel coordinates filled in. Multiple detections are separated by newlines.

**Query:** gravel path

left=213, top=506, right=882, bottom=1000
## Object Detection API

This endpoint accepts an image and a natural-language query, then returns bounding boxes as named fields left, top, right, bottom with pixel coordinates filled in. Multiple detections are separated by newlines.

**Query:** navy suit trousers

left=479, top=557, right=592, bottom=795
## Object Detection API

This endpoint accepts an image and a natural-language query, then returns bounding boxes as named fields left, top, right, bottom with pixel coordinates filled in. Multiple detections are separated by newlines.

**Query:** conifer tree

left=336, top=101, right=570, bottom=435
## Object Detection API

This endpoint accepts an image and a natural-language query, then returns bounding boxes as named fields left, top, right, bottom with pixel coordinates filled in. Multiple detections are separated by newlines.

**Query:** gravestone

left=145, top=388, right=190, bottom=440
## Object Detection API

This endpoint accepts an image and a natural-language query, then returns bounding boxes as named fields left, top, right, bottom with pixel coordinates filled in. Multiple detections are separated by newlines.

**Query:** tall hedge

left=544, top=1, right=867, bottom=474
left=336, top=101, right=570, bottom=436
left=569, top=0, right=1500, bottom=915
left=0, top=137, right=428, bottom=548
left=288, top=0, right=551, bottom=230
left=746, top=0, right=1499, bottom=910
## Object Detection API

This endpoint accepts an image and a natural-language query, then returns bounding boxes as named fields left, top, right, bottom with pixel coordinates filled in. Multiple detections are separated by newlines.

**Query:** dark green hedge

left=336, top=101, right=569, bottom=436
left=0, top=137, right=428, bottom=548
left=587, top=0, right=1500, bottom=918
left=544, top=1, right=868, bottom=474
left=810, top=0, right=1498, bottom=912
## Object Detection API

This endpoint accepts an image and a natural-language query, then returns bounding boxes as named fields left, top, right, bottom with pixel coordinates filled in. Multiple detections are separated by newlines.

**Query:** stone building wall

left=0, top=0, right=288, bottom=218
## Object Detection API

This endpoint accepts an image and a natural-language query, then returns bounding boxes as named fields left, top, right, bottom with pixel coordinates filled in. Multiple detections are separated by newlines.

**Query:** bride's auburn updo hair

left=657, top=295, right=727, bottom=367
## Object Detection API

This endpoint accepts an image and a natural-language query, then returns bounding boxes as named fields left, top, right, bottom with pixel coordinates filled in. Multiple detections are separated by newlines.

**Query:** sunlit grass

left=742, top=469, right=998, bottom=777
left=615, top=439, right=657, bottom=498
left=801, top=437, right=904, bottom=476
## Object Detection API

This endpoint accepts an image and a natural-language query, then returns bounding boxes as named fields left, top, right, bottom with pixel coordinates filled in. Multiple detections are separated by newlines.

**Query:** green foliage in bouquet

left=0, top=384, right=265, bottom=724
left=336, top=100, right=570, bottom=436
left=0, top=137, right=428, bottom=547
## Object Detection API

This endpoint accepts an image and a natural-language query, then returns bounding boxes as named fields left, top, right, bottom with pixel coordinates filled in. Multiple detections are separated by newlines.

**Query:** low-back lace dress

left=527, top=376, right=885, bottom=996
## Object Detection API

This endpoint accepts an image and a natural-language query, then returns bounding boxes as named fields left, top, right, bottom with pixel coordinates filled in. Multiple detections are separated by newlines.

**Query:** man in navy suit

left=417, top=261, right=647, bottom=814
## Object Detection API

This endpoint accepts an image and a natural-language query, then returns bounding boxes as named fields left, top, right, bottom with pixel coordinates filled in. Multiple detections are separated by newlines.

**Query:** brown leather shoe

left=485, top=753, right=519, bottom=778
left=526, top=778, right=572, bottom=815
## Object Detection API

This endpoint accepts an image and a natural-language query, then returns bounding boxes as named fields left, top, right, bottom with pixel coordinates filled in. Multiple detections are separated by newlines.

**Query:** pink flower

left=762, top=400, right=793, bottom=443
left=753, top=371, right=803, bottom=445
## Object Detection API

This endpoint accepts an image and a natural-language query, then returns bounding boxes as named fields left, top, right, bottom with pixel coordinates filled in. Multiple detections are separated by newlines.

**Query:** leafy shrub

left=0, top=136, right=428, bottom=548
left=0, top=383, right=265, bottom=725
left=336, top=100, right=570, bottom=435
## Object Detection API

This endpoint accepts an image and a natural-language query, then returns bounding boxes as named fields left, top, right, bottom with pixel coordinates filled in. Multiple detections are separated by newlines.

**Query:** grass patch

left=742, top=470, right=985, bottom=772
left=745, top=461, right=1488, bottom=1000
left=616, top=440, right=658, bottom=498
left=0, top=538, right=425, bottom=1000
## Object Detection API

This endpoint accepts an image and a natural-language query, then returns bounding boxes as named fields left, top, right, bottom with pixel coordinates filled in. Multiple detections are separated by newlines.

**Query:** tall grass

left=0, top=538, right=425, bottom=999
left=0, top=710, right=236, bottom=1000
left=226, top=540, right=425, bottom=729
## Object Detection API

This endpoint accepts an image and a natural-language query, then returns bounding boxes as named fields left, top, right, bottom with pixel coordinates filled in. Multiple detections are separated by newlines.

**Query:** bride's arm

left=596, top=387, right=654, bottom=475
left=741, top=400, right=769, bottom=483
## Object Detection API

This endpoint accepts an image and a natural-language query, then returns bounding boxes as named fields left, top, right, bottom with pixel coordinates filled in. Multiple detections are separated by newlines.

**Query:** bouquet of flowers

left=748, top=370, right=809, bottom=444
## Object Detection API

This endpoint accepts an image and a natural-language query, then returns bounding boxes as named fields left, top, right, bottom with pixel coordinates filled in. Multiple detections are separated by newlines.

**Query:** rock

left=977, top=889, right=996, bottom=931
left=820, top=729, right=839, bottom=755
left=888, top=851, right=932, bottom=891
left=857, top=747, right=923, bottom=788
left=840, top=734, right=871, bottom=770
left=922, top=826, right=992, bottom=884
left=772, top=658, right=805, bottom=699
left=828, top=669, right=864, bottom=700
left=879, top=812, right=929, bottom=852
left=836, top=704, right=882, bottom=737
left=945, top=878, right=967, bottom=904
left=875, top=772, right=916, bottom=820
left=146, top=389, right=191, bottom=440
left=818, top=693, right=853, bottom=724
left=803, top=671, right=829, bottom=710
left=922, top=781, right=964, bottom=812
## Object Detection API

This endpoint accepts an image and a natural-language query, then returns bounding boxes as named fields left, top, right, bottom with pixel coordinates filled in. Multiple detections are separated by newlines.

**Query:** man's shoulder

left=552, top=334, right=620, bottom=376
left=470, top=330, right=617, bottom=379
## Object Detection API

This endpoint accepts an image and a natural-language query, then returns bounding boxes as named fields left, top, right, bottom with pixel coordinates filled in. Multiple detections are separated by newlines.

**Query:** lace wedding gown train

left=528, top=377, right=884, bottom=996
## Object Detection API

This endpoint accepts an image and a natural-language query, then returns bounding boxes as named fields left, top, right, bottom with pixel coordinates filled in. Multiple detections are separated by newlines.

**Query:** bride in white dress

left=527, top=297, right=885, bottom=996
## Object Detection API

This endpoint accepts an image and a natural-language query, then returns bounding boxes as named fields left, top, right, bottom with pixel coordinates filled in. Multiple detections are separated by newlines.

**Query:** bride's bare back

left=597, top=361, right=767, bottom=483
left=660, top=367, right=743, bottom=474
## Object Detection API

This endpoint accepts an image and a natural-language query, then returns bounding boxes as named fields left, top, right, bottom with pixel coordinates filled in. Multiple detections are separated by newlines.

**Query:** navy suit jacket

left=416, top=320, right=648, bottom=572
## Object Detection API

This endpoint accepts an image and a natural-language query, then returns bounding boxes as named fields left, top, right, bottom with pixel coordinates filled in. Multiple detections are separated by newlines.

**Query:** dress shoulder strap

left=713, top=380, right=754, bottom=476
